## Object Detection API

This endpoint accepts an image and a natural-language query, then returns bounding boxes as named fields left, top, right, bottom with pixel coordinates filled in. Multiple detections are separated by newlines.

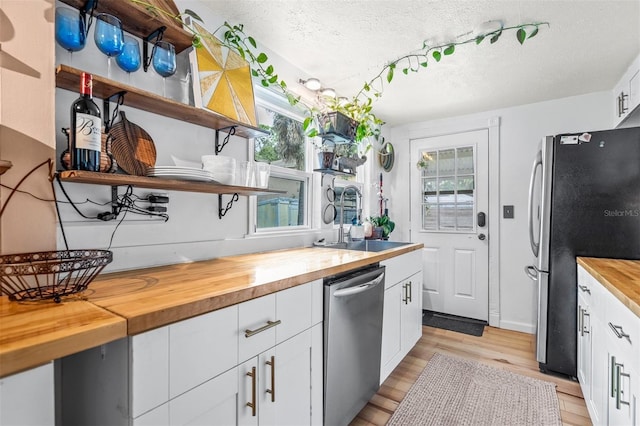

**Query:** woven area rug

left=387, top=353, right=562, bottom=426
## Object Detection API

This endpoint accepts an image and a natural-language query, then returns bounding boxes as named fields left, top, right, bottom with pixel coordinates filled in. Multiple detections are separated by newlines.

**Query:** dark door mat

left=422, top=310, right=487, bottom=336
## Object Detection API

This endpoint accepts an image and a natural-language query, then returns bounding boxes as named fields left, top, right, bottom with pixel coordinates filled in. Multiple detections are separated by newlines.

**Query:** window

left=419, top=146, right=475, bottom=232
left=251, top=89, right=312, bottom=232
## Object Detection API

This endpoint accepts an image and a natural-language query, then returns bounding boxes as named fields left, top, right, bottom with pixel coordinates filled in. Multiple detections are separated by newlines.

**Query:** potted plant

left=367, top=215, right=395, bottom=240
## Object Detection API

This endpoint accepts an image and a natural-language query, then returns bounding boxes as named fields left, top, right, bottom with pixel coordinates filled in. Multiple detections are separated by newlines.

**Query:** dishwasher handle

left=333, top=272, right=385, bottom=297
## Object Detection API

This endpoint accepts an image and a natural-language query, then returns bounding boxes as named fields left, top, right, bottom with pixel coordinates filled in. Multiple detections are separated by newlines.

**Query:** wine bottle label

left=74, top=113, right=102, bottom=151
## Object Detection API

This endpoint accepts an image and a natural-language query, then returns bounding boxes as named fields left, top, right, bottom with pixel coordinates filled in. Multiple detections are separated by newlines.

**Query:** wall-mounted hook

left=143, top=26, right=167, bottom=72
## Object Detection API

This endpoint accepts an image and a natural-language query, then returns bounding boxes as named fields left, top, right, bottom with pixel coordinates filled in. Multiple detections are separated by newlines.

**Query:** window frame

left=248, top=86, right=315, bottom=236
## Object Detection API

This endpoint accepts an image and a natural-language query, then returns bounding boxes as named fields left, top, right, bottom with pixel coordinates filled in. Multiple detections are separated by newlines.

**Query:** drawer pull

left=608, top=322, right=632, bottom=344
left=245, top=320, right=282, bottom=338
left=578, top=285, right=591, bottom=294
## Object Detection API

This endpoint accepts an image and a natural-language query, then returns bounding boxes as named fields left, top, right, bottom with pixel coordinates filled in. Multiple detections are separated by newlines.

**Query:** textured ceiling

left=197, top=0, right=640, bottom=126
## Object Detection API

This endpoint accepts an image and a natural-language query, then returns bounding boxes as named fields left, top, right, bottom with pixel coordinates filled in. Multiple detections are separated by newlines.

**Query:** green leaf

left=248, top=36, right=257, bottom=48
left=308, top=129, right=318, bottom=138
left=386, top=67, right=394, bottom=83
left=364, top=83, right=370, bottom=91
left=528, top=26, right=539, bottom=39
left=251, top=69, right=259, bottom=77
left=490, top=30, right=502, bottom=44
left=420, top=61, right=428, bottom=68
left=303, top=117, right=312, bottom=131
left=261, top=79, right=268, bottom=87
left=265, top=65, right=274, bottom=75
left=192, top=35, right=202, bottom=48
left=443, top=44, right=455, bottom=55
left=184, top=9, right=203, bottom=23
left=256, top=53, right=268, bottom=63
left=280, top=80, right=287, bottom=89
left=268, top=75, right=278, bottom=84
left=432, top=50, right=441, bottom=62
left=402, top=68, right=409, bottom=75
left=237, top=47, right=245, bottom=59
left=516, top=28, right=526, bottom=45
left=475, top=35, right=485, bottom=45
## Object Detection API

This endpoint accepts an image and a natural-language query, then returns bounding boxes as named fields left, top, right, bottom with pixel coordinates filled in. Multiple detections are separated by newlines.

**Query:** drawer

left=169, top=304, right=238, bottom=399
left=276, top=281, right=314, bottom=344
left=238, top=293, right=277, bottom=363
left=604, top=291, right=639, bottom=361
left=381, top=250, right=422, bottom=289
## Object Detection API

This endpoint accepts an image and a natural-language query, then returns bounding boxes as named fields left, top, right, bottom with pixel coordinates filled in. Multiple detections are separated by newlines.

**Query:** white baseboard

left=498, top=319, right=535, bottom=334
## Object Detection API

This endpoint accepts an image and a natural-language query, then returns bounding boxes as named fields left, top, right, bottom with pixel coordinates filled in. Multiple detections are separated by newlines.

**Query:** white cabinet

left=0, top=363, right=54, bottom=426
left=380, top=250, right=423, bottom=383
left=577, top=264, right=639, bottom=426
left=613, top=52, right=640, bottom=128
left=60, top=280, right=322, bottom=426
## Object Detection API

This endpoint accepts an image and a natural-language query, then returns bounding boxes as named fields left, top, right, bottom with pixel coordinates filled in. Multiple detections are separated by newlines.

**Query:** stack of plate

left=146, top=166, right=218, bottom=183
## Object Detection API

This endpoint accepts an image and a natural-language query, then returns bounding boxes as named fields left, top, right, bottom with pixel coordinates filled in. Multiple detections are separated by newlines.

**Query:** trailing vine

left=129, top=1, right=548, bottom=148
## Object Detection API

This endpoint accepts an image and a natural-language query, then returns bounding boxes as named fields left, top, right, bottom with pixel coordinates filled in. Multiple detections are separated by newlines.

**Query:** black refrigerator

left=526, top=126, right=640, bottom=378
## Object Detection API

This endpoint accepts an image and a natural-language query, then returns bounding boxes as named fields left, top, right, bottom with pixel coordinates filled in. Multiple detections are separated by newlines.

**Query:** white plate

left=148, top=173, right=219, bottom=183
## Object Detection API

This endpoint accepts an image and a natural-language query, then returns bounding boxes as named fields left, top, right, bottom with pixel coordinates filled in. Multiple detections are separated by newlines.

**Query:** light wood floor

left=351, top=325, right=592, bottom=426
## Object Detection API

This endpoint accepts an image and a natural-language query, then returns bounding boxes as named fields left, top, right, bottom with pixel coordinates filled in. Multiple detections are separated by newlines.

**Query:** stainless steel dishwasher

left=324, top=264, right=385, bottom=426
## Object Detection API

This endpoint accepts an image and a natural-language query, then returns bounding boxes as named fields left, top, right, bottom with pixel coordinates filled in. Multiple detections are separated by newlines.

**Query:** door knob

left=478, top=233, right=486, bottom=240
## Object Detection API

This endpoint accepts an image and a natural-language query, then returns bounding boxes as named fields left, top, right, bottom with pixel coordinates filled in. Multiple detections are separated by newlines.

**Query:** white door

left=410, top=129, right=489, bottom=321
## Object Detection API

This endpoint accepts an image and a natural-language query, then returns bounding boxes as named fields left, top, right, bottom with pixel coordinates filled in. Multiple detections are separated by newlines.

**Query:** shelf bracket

left=143, top=26, right=167, bottom=72
left=103, top=91, right=126, bottom=132
left=218, top=193, right=239, bottom=219
left=215, top=126, right=237, bottom=155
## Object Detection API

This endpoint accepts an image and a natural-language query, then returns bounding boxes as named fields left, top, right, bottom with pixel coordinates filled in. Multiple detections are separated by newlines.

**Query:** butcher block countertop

left=0, top=297, right=126, bottom=377
left=87, top=244, right=422, bottom=335
left=0, top=243, right=421, bottom=377
left=577, top=257, right=640, bottom=318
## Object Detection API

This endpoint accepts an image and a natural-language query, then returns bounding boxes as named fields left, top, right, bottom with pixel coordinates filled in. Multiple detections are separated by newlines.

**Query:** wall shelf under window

left=57, top=171, right=285, bottom=196
left=313, top=168, right=355, bottom=177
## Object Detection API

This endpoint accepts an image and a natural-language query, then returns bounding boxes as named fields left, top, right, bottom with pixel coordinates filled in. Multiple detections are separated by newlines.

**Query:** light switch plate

left=503, top=205, right=514, bottom=219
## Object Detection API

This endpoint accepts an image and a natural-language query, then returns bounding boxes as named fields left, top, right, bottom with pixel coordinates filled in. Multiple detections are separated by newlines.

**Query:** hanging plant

left=128, top=1, right=548, bottom=151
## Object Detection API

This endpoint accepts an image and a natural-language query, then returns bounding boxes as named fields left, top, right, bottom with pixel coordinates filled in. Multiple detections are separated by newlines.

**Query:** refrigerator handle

left=527, top=150, right=542, bottom=258
left=524, top=265, right=538, bottom=280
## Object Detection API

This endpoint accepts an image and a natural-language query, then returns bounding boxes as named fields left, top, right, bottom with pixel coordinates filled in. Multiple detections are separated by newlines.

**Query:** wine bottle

left=70, top=72, right=102, bottom=171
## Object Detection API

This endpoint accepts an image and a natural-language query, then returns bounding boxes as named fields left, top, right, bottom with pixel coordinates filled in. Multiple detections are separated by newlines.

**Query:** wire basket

left=0, top=250, right=113, bottom=303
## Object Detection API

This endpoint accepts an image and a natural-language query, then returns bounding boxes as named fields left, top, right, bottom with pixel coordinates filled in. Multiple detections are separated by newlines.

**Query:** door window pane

left=418, top=145, right=476, bottom=232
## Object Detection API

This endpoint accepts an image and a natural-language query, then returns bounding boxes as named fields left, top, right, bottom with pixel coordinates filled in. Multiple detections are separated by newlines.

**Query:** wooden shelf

left=58, top=170, right=285, bottom=196
left=59, top=0, right=194, bottom=53
left=56, top=65, right=268, bottom=139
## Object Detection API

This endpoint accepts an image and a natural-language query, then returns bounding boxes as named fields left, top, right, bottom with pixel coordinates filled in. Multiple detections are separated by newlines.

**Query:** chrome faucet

left=338, top=185, right=362, bottom=243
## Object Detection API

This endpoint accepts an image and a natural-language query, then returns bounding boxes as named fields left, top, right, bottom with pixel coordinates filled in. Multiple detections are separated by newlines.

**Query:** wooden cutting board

left=109, top=111, right=156, bottom=176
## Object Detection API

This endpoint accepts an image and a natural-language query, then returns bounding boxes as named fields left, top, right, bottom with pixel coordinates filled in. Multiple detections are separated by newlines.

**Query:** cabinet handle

left=407, top=281, right=412, bottom=303
left=578, top=285, right=591, bottom=294
left=246, top=366, right=257, bottom=417
left=611, top=355, right=617, bottom=398
left=616, top=364, right=631, bottom=409
left=619, top=92, right=629, bottom=116
left=245, top=320, right=282, bottom=338
left=401, top=283, right=408, bottom=304
left=578, top=306, right=583, bottom=337
left=582, top=311, right=589, bottom=335
left=608, top=322, right=632, bottom=344
left=266, top=355, right=276, bottom=402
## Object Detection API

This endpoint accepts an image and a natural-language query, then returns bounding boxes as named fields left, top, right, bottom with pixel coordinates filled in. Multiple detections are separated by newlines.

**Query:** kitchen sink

left=322, top=240, right=413, bottom=252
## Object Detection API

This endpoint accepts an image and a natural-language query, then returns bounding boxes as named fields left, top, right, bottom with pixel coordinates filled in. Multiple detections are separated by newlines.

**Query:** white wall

left=388, top=91, right=612, bottom=333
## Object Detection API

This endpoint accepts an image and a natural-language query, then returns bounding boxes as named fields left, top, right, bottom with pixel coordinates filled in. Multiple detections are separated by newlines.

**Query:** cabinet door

left=169, top=367, right=238, bottom=426
left=239, top=294, right=277, bottom=363
left=0, top=363, right=54, bottom=426
left=271, top=330, right=312, bottom=426
left=401, top=271, right=423, bottom=354
left=380, top=282, right=402, bottom=383
left=131, top=327, right=170, bottom=419
left=169, top=304, right=238, bottom=399
left=310, top=323, right=323, bottom=426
